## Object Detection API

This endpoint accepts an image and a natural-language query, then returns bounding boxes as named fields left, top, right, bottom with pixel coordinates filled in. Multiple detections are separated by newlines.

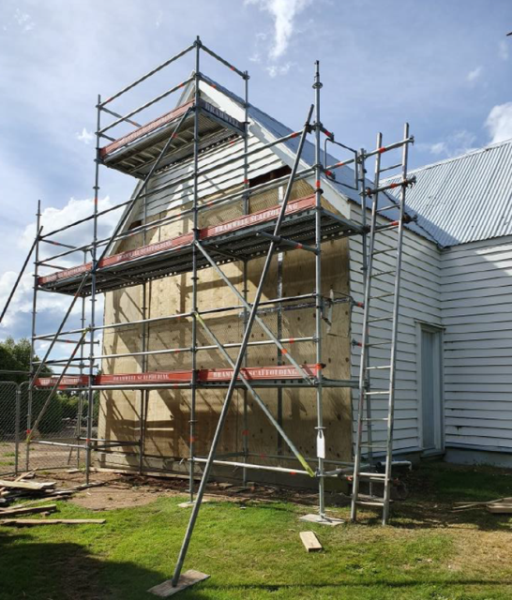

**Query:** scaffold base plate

left=299, top=513, right=344, bottom=527
left=148, top=570, right=210, bottom=597
left=178, top=499, right=211, bottom=508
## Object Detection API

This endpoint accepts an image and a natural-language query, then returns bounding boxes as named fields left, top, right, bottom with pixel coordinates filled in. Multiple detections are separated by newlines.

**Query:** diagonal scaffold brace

left=150, top=103, right=315, bottom=597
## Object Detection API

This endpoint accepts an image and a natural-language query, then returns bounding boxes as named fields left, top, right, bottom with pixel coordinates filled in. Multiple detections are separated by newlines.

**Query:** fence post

left=15, top=385, right=21, bottom=476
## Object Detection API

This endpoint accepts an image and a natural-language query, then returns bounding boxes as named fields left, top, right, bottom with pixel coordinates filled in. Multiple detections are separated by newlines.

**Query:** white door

left=420, top=325, right=443, bottom=452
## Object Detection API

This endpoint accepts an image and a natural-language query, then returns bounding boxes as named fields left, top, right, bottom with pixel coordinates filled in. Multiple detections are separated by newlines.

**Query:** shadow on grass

left=175, top=579, right=512, bottom=600
left=0, top=528, right=164, bottom=600
left=352, top=461, right=512, bottom=533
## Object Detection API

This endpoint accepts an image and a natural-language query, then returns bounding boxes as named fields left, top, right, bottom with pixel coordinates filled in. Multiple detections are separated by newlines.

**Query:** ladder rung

left=371, top=248, right=395, bottom=256
left=356, top=500, right=385, bottom=507
left=379, top=162, right=402, bottom=174
left=376, top=204, right=398, bottom=214
left=364, top=390, right=390, bottom=396
left=372, top=270, right=395, bottom=278
left=366, top=365, right=391, bottom=371
left=362, top=417, right=389, bottom=422
left=361, top=443, right=388, bottom=449
left=370, top=293, right=394, bottom=300
left=366, top=341, right=392, bottom=348
left=367, top=317, right=392, bottom=323
left=359, top=472, right=387, bottom=478
left=376, top=222, right=400, bottom=232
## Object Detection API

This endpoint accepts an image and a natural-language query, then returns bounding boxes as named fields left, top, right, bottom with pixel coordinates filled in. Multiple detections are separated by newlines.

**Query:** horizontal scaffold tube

left=99, top=77, right=194, bottom=135
left=192, top=457, right=311, bottom=476
left=100, top=43, right=196, bottom=107
left=40, top=129, right=309, bottom=243
left=33, top=293, right=321, bottom=339
left=96, top=336, right=314, bottom=363
left=324, top=136, right=415, bottom=173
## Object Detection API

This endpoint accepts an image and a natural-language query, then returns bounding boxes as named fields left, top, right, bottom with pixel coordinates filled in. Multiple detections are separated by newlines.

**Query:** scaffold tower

left=0, top=37, right=415, bottom=594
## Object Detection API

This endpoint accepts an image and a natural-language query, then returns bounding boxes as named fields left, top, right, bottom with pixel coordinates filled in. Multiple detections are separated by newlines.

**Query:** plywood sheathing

left=99, top=179, right=352, bottom=470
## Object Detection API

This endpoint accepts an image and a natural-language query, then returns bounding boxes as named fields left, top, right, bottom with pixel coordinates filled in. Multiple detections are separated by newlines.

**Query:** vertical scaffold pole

left=139, top=283, right=148, bottom=473
left=241, top=70, right=250, bottom=484
left=27, top=200, right=41, bottom=471
left=276, top=184, right=284, bottom=458
left=86, top=94, right=101, bottom=485
left=76, top=259, right=87, bottom=468
left=170, top=104, right=314, bottom=588
left=139, top=134, right=151, bottom=475
left=313, top=61, right=326, bottom=519
left=188, top=37, right=201, bottom=502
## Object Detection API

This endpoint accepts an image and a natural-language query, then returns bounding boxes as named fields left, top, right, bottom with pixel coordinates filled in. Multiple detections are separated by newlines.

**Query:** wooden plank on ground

left=10, top=493, right=73, bottom=508
left=0, top=473, right=35, bottom=493
left=0, top=504, right=57, bottom=517
left=486, top=503, right=512, bottom=514
left=0, top=518, right=106, bottom=526
left=148, top=570, right=210, bottom=597
left=300, top=531, right=323, bottom=552
left=0, top=479, right=55, bottom=492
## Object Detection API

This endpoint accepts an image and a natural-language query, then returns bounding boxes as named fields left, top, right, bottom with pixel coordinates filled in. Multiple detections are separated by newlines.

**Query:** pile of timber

left=0, top=474, right=105, bottom=526
left=0, top=474, right=72, bottom=506
left=453, top=497, right=512, bottom=514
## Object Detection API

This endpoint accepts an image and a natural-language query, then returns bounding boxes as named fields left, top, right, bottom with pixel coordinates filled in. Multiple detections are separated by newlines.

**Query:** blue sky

left=0, top=0, right=511, bottom=349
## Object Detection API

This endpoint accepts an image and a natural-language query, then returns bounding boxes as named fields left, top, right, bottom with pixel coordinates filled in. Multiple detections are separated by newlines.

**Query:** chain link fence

left=21, top=384, right=91, bottom=472
left=0, top=381, right=20, bottom=476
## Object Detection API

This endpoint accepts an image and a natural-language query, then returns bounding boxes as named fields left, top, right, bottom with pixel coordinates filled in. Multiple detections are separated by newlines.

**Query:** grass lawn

left=1, top=461, right=512, bottom=599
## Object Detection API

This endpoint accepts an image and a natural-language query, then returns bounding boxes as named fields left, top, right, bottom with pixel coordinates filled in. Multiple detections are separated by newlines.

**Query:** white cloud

left=466, top=66, right=483, bottom=83
left=266, top=61, right=293, bottom=77
left=499, top=40, right=509, bottom=61
left=428, top=142, right=447, bottom=156
left=76, top=127, right=94, bottom=144
left=421, top=130, right=477, bottom=159
left=13, top=9, right=35, bottom=32
left=0, top=195, right=118, bottom=365
left=21, top=196, right=119, bottom=257
left=485, top=102, right=512, bottom=143
left=246, top=0, right=311, bottom=75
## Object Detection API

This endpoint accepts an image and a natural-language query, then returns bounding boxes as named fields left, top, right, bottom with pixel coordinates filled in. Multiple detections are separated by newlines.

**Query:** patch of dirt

left=43, top=470, right=329, bottom=512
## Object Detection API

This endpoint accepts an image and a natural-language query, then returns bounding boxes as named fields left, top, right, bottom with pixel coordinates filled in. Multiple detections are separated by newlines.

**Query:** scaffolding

left=0, top=37, right=416, bottom=593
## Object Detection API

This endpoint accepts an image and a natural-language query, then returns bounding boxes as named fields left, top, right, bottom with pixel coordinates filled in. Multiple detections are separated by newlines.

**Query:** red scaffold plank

left=200, top=195, right=315, bottom=239
left=38, top=196, right=317, bottom=287
left=96, top=371, right=193, bottom=385
left=100, top=100, right=194, bottom=158
left=198, top=364, right=320, bottom=382
left=101, top=232, right=194, bottom=269
left=34, top=375, right=90, bottom=389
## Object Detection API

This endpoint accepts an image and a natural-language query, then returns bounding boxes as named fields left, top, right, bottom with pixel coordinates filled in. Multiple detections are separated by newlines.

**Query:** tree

left=0, top=337, right=32, bottom=384
left=0, top=337, right=62, bottom=435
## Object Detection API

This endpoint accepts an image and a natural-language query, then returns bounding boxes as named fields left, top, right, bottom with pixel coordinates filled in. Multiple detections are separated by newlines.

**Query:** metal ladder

left=350, top=123, right=415, bottom=525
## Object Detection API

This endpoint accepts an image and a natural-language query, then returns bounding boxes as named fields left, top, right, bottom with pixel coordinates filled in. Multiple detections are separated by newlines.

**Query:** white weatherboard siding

left=136, top=134, right=283, bottom=221
left=349, top=206, right=442, bottom=453
left=442, top=235, right=512, bottom=451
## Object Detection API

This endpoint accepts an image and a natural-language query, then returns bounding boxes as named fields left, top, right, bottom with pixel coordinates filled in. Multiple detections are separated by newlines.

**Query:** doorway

left=419, top=324, right=443, bottom=453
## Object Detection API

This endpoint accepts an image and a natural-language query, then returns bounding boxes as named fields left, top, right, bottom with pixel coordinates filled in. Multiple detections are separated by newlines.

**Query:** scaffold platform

left=37, top=194, right=362, bottom=296
left=100, top=98, right=245, bottom=178
left=34, top=365, right=357, bottom=390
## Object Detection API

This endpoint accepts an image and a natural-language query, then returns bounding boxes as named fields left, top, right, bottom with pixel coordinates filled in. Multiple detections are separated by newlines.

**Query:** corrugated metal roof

left=385, top=140, right=512, bottom=247
left=185, top=76, right=512, bottom=248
